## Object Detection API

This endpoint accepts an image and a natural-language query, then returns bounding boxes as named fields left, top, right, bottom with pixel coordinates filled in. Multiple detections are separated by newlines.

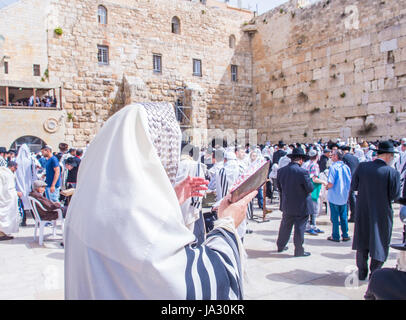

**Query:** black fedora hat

left=376, top=140, right=398, bottom=154
left=278, top=140, right=286, bottom=147
left=287, top=148, right=309, bottom=160
left=0, top=147, right=7, bottom=153
left=340, top=145, right=351, bottom=151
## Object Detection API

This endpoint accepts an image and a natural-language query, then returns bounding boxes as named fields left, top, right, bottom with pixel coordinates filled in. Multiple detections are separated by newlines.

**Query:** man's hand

left=17, top=192, right=23, bottom=198
left=174, top=176, right=209, bottom=206
left=50, top=185, right=55, bottom=193
left=218, top=190, right=258, bottom=228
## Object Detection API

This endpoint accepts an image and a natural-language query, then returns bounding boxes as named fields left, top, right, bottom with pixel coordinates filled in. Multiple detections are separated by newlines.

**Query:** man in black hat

left=351, top=140, right=401, bottom=288
left=0, top=147, right=7, bottom=167
left=272, top=141, right=287, bottom=165
left=365, top=203, right=406, bottom=300
left=318, top=148, right=331, bottom=173
left=341, top=145, right=360, bottom=222
left=276, top=148, right=314, bottom=257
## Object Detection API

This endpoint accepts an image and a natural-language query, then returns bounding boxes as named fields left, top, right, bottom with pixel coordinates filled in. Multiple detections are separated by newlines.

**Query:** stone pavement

left=0, top=202, right=403, bottom=300
left=243, top=201, right=403, bottom=300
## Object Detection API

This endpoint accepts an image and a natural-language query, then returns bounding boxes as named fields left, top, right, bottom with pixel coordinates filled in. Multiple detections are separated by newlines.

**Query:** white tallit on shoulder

left=65, top=103, right=244, bottom=300
left=15, top=144, right=36, bottom=210
left=0, top=167, right=20, bottom=234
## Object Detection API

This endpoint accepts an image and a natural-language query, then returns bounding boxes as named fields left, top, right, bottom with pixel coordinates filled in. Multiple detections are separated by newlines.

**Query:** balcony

left=0, top=80, right=62, bottom=110
left=0, top=80, right=66, bottom=151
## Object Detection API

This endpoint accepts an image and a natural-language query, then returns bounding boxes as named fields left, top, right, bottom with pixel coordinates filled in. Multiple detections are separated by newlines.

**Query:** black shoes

left=342, top=237, right=351, bottom=242
left=246, top=229, right=253, bottom=234
left=277, top=246, right=288, bottom=253
left=358, top=270, right=368, bottom=281
left=0, top=235, right=14, bottom=241
left=327, top=236, right=340, bottom=242
left=295, top=251, right=311, bottom=257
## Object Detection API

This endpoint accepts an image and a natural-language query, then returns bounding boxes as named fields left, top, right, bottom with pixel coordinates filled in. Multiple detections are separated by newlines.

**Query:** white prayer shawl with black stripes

left=64, top=103, right=244, bottom=300
left=176, top=155, right=205, bottom=231
left=216, top=160, right=249, bottom=238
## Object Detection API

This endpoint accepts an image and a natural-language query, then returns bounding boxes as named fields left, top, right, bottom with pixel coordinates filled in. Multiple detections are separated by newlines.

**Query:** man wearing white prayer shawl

left=15, top=144, right=37, bottom=226
left=0, top=165, right=21, bottom=240
left=64, top=102, right=257, bottom=300
left=214, top=151, right=250, bottom=239
left=176, top=144, right=208, bottom=245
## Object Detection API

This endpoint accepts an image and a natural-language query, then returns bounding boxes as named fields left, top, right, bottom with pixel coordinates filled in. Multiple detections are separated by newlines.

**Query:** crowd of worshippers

left=191, top=137, right=406, bottom=299
left=0, top=142, right=83, bottom=243
left=0, top=95, right=57, bottom=107
left=1, top=101, right=406, bottom=300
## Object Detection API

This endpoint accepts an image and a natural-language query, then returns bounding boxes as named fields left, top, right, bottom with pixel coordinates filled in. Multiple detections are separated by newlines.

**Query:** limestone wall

left=252, top=0, right=406, bottom=143
left=0, top=0, right=51, bottom=83
left=47, top=0, right=254, bottom=147
left=0, top=107, right=66, bottom=150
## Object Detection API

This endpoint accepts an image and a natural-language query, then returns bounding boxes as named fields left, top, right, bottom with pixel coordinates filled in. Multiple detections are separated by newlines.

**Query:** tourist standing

left=326, top=150, right=352, bottom=242
left=40, top=146, right=61, bottom=202
left=302, top=149, right=328, bottom=235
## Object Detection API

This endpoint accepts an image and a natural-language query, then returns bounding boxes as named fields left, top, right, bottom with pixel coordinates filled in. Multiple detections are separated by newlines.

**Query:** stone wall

left=0, top=0, right=51, bottom=83
left=252, top=0, right=406, bottom=143
left=47, top=0, right=254, bottom=147
left=0, top=108, right=66, bottom=150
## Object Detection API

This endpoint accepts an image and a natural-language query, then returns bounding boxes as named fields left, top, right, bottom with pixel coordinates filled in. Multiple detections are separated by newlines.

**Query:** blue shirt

left=327, top=161, right=352, bottom=205
left=38, top=157, right=47, bottom=168
left=45, top=156, right=61, bottom=188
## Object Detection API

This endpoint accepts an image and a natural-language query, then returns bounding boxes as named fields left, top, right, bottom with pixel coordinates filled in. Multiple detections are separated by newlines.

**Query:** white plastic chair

left=28, top=196, right=64, bottom=246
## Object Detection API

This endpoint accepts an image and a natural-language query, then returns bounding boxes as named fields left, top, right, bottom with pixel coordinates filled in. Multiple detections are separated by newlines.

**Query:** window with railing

left=153, top=54, right=162, bottom=73
left=97, top=45, right=109, bottom=65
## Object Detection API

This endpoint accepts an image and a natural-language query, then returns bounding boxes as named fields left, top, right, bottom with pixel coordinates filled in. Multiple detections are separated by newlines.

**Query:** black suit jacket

left=318, top=154, right=329, bottom=172
left=351, top=159, right=401, bottom=261
left=277, top=162, right=314, bottom=217
left=343, top=153, right=359, bottom=175
left=273, top=150, right=287, bottom=166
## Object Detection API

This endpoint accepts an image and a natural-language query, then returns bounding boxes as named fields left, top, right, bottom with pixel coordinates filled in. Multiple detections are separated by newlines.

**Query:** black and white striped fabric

left=0, top=157, right=7, bottom=167
left=184, top=228, right=243, bottom=299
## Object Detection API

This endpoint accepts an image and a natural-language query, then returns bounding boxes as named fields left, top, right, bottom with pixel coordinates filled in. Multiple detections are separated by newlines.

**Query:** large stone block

left=380, top=39, right=398, bottom=52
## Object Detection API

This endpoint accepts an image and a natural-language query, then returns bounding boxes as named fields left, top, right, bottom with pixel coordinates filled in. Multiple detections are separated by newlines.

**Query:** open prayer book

left=212, top=159, right=270, bottom=208
left=230, top=159, right=270, bottom=203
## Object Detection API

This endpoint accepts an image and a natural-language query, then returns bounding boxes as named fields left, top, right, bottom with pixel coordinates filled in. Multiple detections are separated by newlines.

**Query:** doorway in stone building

left=10, top=135, right=47, bottom=153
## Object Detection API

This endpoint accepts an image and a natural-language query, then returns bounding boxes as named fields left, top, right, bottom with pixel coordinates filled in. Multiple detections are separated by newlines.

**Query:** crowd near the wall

left=0, top=142, right=82, bottom=243
left=0, top=123, right=406, bottom=299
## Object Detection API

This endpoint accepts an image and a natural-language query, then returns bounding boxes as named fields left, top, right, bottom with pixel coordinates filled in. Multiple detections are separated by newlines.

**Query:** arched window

left=229, top=35, right=236, bottom=49
left=10, top=136, right=47, bottom=153
left=98, top=5, right=107, bottom=24
left=171, top=16, right=181, bottom=34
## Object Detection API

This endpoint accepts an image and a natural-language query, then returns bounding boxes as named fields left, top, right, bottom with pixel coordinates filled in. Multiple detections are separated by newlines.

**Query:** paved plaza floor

left=0, top=201, right=403, bottom=300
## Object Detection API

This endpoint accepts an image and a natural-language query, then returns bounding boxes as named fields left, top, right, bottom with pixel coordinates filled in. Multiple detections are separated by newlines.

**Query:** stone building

left=1, top=0, right=406, bottom=152
left=0, top=0, right=253, bottom=150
